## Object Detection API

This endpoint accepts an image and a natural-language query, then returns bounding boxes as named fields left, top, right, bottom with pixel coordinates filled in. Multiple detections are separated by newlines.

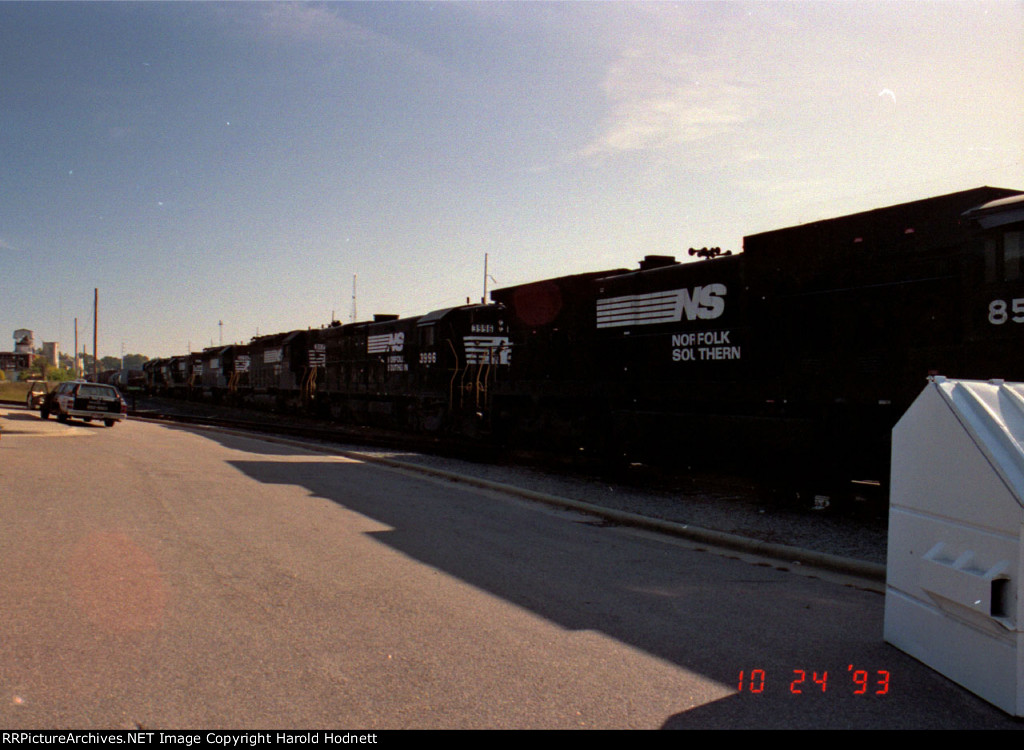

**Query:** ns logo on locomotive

left=144, top=186, right=1024, bottom=496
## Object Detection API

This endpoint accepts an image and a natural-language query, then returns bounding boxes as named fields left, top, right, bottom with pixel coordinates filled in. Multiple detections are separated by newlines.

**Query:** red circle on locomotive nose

left=513, top=281, right=562, bottom=327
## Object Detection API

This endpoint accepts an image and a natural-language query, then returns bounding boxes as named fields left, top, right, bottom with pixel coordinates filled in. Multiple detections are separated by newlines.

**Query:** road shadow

left=150, top=422, right=357, bottom=456
left=3, top=411, right=49, bottom=422
left=207, top=444, right=1018, bottom=729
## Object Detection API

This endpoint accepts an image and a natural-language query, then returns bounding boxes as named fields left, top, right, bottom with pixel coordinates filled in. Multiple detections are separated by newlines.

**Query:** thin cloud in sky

left=576, top=0, right=1022, bottom=195
left=252, top=2, right=447, bottom=77
left=0, top=238, right=27, bottom=255
left=576, top=3, right=760, bottom=160
left=257, top=2, right=389, bottom=51
left=582, top=51, right=757, bottom=157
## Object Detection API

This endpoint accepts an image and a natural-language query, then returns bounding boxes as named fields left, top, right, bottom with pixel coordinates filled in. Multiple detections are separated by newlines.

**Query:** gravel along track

left=339, top=447, right=889, bottom=569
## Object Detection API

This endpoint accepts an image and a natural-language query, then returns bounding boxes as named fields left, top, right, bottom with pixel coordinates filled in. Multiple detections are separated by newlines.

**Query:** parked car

left=25, top=380, right=49, bottom=410
left=40, top=381, right=127, bottom=427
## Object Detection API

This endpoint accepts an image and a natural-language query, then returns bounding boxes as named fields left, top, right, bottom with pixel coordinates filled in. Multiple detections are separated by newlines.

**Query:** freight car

left=491, top=185, right=1024, bottom=491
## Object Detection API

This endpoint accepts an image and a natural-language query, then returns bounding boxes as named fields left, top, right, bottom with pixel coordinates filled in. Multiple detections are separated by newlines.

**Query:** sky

left=1, top=0, right=1022, bottom=359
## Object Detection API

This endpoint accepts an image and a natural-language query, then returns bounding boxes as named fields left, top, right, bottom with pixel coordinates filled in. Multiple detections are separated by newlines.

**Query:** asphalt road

left=0, top=406, right=1018, bottom=729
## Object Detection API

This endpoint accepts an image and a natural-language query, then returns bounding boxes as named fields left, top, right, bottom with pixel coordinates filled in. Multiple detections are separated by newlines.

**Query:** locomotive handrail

left=447, top=339, right=460, bottom=411
left=459, top=352, right=471, bottom=411
left=301, top=366, right=318, bottom=406
left=473, top=343, right=505, bottom=413
left=476, top=346, right=498, bottom=411
left=473, top=360, right=485, bottom=413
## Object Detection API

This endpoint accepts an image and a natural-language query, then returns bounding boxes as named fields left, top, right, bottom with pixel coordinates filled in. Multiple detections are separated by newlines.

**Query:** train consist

left=145, top=303, right=511, bottom=437
left=144, top=186, right=1024, bottom=491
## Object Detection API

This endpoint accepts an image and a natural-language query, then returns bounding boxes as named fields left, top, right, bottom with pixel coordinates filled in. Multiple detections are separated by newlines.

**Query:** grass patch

left=0, top=381, right=50, bottom=401
left=0, top=382, right=29, bottom=400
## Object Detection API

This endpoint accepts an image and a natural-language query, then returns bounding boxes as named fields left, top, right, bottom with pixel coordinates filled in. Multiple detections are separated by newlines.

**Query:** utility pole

left=351, top=274, right=357, bottom=323
left=218, top=320, right=223, bottom=347
left=482, top=253, right=488, bottom=304
left=92, top=288, right=98, bottom=381
left=74, top=318, right=79, bottom=377
left=482, top=253, right=496, bottom=304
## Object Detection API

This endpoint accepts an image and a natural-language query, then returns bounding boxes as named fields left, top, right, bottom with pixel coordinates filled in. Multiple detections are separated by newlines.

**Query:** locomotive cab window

left=984, top=230, right=1023, bottom=283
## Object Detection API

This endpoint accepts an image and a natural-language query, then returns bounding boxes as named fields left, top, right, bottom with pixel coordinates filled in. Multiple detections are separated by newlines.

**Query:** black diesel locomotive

left=145, top=186, right=1024, bottom=491
left=145, top=303, right=511, bottom=435
left=491, top=185, right=1024, bottom=486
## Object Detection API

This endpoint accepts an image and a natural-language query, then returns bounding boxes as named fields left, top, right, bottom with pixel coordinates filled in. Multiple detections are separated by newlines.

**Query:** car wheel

left=57, top=413, right=68, bottom=423
left=40, top=407, right=49, bottom=419
left=104, top=419, right=115, bottom=427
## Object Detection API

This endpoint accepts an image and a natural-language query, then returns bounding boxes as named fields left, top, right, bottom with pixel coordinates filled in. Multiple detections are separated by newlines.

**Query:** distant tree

left=47, top=367, right=75, bottom=382
left=123, top=353, right=150, bottom=370
left=72, top=352, right=152, bottom=376
left=16, top=356, right=76, bottom=382
left=27, top=356, right=49, bottom=379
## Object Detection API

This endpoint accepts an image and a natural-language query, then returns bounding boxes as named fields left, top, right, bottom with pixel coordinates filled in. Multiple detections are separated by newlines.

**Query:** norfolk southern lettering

left=671, top=330, right=740, bottom=362
left=595, top=284, right=740, bottom=363
left=596, top=284, right=727, bottom=328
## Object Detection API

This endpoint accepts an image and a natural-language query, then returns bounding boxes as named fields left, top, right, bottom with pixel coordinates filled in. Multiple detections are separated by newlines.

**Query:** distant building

left=13, top=329, right=33, bottom=354
left=3, top=329, right=36, bottom=377
left=0, top=351, right=33, bottom=373
left=42, top=341, right=59, bottom=368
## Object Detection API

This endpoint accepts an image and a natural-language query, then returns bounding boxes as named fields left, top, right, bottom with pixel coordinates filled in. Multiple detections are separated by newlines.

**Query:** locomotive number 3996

left=988, top=298, right=1024, bottom=325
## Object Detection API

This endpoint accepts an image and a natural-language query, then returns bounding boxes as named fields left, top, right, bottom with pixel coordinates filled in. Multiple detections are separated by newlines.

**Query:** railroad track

left=129, top=398, right=513, bottom=465
left=9, top=394, right=886, bottom=516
